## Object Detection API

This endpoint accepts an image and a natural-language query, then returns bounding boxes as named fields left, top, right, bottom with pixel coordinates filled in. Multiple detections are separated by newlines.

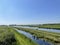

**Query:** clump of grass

left=0, top=27, right=16, bottom=45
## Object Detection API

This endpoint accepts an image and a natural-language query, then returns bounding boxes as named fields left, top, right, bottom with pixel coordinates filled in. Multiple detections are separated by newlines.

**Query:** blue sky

left=0, top=0, right=60, bottom=25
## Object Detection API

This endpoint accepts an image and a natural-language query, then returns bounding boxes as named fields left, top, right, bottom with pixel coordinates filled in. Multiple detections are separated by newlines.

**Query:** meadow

left=26, top=24, right=60, bottom=30
left=0, top=24, right=60, bottom=45
left=0, top=26, right=16, bottom=45
left=0, top=26, right=38, bottom=45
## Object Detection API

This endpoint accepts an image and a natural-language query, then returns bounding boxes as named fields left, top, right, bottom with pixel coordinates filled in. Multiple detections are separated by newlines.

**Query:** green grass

left=22, top=24, right=60, bottom=30
left=0, top=26, right=16, bottom=45
left=26, top=24, right=60, bottom=30
left=38, top=24, right=60, bottom=29
left=11, top=28, right=38, bottom=45
left=0, top=26, right=38, bottom=45
left=15, top=30, right=38, bottom=45
left=15, top=27, right=60, bottom=45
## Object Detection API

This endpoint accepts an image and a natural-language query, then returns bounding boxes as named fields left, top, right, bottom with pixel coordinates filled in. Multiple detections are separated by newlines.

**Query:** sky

left=0, top=0, right=60, bottom=25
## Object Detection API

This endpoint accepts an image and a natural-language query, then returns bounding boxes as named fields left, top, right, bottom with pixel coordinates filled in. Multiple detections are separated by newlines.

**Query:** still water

left=16, top=30, right=53, bottom=45
left=15, top=26, right=60, bottom=33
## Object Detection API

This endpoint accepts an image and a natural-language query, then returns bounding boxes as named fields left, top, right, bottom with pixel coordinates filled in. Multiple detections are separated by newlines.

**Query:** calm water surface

left=16, top=30, right=53, bottom=45
left=14, top=26, right=60, bottom=33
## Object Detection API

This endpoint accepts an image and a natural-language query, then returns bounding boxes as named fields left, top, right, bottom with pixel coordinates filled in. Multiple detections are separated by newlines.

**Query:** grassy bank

left=0, top=26, right=16, bottom=45
left=0, top=26, right=38, bottom=45
left=15, top=27, right=60, bottom=45
left=11, top=28, right=38, bottom=45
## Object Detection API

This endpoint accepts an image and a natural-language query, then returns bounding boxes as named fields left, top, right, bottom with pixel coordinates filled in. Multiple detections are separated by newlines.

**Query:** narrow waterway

left=14, top=26, right=60, bottom=33
left=16, top=30, right=53, bottom=45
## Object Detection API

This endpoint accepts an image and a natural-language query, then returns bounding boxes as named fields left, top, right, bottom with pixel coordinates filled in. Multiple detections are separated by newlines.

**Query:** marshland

left=0, top=26, right=38, bottom=45
left=0, top=24, right=60, bottom=45
left=0, top=0, right=60, bottom=45
left=14, top=24, right=60, bottom=45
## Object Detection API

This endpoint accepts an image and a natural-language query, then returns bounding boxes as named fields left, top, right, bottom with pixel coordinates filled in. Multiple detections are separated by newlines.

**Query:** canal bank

left=14, top=27, right=60, bottom=45
left=12, top=28, right=38, bottom=45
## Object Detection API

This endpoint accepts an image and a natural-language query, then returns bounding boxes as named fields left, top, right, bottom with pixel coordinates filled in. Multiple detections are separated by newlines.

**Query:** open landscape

left=14, top=24, right=60, bottom=45
left=0, top=26, right=38, bottom=45
left=0, top=24, right=60, bottom=45
left=0, top=0, right=60, bottom=45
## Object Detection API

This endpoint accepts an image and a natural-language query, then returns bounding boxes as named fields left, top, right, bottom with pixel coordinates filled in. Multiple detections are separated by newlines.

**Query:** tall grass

left=0, top=26, right=16, bottom=45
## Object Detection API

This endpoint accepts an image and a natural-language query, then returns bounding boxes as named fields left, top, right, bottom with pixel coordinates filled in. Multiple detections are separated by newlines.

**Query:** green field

left=0, top=26, right=38, bottom=45
left=0, top=24, right=60, bottom=45
left=38, top=24, right=60, bottom=29
left=0, top=26, right=16, bottom=45
left=15, top=27, right=60, bottom=45
left=24, top=24, right=60, bottom=30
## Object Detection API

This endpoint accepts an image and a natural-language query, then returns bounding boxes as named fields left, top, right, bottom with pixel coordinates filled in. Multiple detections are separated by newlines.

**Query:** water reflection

left=16, top=30, right=53, bottom=45
left=14, top=26, right=60, bottom=33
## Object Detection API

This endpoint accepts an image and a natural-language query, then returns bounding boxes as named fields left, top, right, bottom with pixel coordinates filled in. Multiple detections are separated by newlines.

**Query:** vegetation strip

left=10, top=27, right=38, bottom=45
left=0, top=26, right=38, bottom=45
left=25, top=24, right=60, bottom=30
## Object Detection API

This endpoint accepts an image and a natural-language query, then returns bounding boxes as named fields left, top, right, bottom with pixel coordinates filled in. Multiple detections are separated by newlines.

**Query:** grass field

left=38, top=24, right=60, bottom=29
left=24, top=24, right=60, bottom=30
left=0, top=26, right=16, bottom=45
left=0, top=24, right=60, bottom=45
left=15, top=27, right=60, bottom=45
left=0, top=26, right=38, bottom=45
left=11, top=27, right=38, bottom=45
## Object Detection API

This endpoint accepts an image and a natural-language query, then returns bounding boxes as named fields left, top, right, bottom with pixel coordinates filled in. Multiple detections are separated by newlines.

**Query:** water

left=16, top=30, right=53, bottom=45
left=14, top=26, right=60, bottom=45
left=14, top=26, right=60, bottom=33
